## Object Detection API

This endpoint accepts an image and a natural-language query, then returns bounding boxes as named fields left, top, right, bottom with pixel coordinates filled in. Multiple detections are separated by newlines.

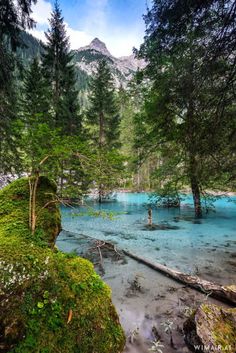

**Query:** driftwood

left=123, top=250, right=236, bottom=305
left=88, top=239, right=123, bottom=274
left=89, top=240, right=105, bottom=272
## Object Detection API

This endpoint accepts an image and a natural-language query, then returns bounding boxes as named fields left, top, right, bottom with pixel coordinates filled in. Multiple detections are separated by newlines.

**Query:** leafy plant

left=161, top=320, right=175, bottom=348
left=128, top=326, right=139, bottom=344
left=148, top=340, right=164, bottom=353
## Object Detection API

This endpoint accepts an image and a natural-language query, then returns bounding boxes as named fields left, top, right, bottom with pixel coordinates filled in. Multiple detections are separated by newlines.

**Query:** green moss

left=0, top=176, right=61, bottom=246
left=0, top=177, right=125, bottom=353
left=199, top=304, right=236, bottom=349
left=212, top=307, right=236, bottom=347
left=201, top=303, right=213, bottom=315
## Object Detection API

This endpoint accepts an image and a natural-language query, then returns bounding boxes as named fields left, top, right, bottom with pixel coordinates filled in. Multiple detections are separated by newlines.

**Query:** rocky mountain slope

left=20, top=33, right=145, bottom=90
left=73, top=38, right=146, bottom=88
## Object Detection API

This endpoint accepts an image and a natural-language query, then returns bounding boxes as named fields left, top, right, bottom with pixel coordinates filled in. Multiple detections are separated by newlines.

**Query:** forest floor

left=61, top=233, right=231, bottom=353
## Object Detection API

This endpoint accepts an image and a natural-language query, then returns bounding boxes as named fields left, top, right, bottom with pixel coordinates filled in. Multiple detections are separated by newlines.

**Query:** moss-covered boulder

left=0, top=177, right=125, bottom=353
left=183, top=304, right=236, bottom=352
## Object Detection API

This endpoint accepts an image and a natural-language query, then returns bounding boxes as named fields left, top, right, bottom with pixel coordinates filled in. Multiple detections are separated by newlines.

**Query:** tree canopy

left=136, top=0, right=236, bottom=216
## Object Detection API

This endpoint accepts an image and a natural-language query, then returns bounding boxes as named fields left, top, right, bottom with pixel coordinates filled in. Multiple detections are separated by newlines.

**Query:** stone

left=0, top=177, right=125, bottom=353
left=183, top=304, right=236, bottom=353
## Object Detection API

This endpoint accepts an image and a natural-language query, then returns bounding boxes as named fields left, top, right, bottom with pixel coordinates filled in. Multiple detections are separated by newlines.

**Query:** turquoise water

left=57, top=193, right=236, bottom=285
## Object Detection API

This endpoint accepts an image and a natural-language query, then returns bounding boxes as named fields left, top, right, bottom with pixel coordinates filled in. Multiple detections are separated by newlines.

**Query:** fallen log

left=61, top=229, right=236, bottom=305
left=123, top=250, right=236, bottom=305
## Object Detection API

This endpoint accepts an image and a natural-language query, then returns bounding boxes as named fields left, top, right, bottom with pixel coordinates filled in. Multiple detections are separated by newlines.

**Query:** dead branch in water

left=88, top=239, right=123, bottom=273
left=123, top=250, right=236, bottom=305
left=62, top=229, right=236, bottom=305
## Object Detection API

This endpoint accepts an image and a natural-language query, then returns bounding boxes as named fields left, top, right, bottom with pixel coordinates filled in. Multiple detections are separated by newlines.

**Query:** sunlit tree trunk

left=29, top=174, right=39, bottom=234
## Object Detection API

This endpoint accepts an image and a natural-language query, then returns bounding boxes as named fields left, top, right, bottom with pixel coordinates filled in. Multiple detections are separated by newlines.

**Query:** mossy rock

left=0, top=177, right=125, bottom=353
left=183, top=304, right=236, bottom=352
left=0, top=176, right=61, bottom=246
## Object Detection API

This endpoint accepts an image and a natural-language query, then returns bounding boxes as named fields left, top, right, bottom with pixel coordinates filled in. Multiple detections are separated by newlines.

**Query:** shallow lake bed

left=57, top=193, right=236, bottom=351
left=57, top=229, right=232, bottom=353
left=58, top=192, right=236, bottom=285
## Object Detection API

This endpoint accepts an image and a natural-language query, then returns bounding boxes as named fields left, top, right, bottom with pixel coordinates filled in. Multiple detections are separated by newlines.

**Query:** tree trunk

left=148, top=208, right=153, bottom=226
left=185, top=58, right=202, bottom=218
left=60, top=162, right=64, bottom=198
left=29, top=174, right=39, bottom=234
left=99, top=112, right=105, bottom=148
left=123, top=250, right=236, bottom=305
left=98, top=110, right=105, bottom=203
left=191, top=176, right=202, bottom=218
left=189, top=154, right=202, bottom=218
left=98, top=186, right=102, bottom=204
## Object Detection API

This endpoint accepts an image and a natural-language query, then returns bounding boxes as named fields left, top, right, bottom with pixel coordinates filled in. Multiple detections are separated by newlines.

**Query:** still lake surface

left=57, top=193, right=236, bottom=285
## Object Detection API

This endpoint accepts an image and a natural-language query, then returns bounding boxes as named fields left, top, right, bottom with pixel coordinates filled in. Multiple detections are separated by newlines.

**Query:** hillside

left=20, top=33, right=145, bottom=90
left=73, top=38, right=146, bottom=88
left=18, top=31, right=44, bottom=63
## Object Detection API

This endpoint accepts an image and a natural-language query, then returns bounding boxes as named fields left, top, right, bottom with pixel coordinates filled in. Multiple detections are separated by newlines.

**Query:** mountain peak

left=78, top=37, right=112, bottom=57
left=90, top=37, right=111, bottom=56
left=90, top=37, right=104, bottom=46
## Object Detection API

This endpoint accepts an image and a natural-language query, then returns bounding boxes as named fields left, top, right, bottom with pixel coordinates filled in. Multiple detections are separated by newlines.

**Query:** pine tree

left=42, top=1, right=81, bottom=135
left=22, top=58, right=50, bottom=123
left=0, top=0, right=36, bottom=50
left=0, top=0, right=37, bottom=174
left=88, top=59, right=120, bottom=149
left=0, top=56, right=19, bottom=173
left=40, top=2, right=85, bottom=196
left=137, top=0, right=236, bottom=217
left=87, top=59, right=122, bottom=202
left=62, top=62, right=81, bottom=135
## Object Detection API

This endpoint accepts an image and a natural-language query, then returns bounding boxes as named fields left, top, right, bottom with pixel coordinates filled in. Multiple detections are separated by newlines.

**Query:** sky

left=29, top=0, right=149, bottom=57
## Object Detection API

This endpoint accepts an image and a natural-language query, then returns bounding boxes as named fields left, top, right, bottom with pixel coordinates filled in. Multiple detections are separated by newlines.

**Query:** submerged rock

left=143, top=223, right=180, bottom=231
left=183, top=304, right=236, bottom=352
left=0, top=177, right=125, bottom=353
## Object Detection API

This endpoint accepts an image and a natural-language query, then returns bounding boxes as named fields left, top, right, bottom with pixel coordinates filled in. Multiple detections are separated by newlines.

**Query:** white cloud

left=28, top=28, right=46, bottom=42
left=80, top=0, right=144, bottom=56
left=83, top=0, right=108, bottom=35
left=29, top=0, right=92, bottom=49
left=31, top=0, right=52, bottom=25
left=99, top=27, right=143, bottom=57
left=65, top=24, right=93, bottom=49
left=29, top=24, right=94, bottom=51
left=29, top=0, right=144, bottom=56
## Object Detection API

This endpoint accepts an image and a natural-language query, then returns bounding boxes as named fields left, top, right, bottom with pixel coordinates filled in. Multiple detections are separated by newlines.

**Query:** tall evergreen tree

left=0, top=54, right=19, bottom=173
left=22, top=58, right=50, bottom=123
left=88, top=59, right=120, bottom=149
left=137, top=0, right=236, bottom=217
left=87, top=59, right=122, bottom=202
left=0, top=0, right=37, bottom=173
left=20, top=59, right=89, bottom=196
left=20, top=58, right=51, bottom=171
left=42, top=1, right=81, bottom=135
left=0, top=0, right=36, bottom=52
